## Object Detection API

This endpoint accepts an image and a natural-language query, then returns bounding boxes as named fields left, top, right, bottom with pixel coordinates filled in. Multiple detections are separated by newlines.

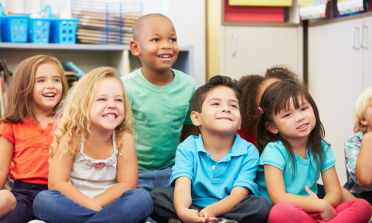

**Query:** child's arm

left=199, top=187, right=248, bottom=220
left=181, top=124, right=198, bottom=141
left=48, top=135, right=102, bottom=211
left=0, top=136, right=13, bottom=188
left=93, top=133, right=137, bottom=208
left=174, top=177, right=215, bottom=223
left=265, top=165, right=337, bottom=221
left=321, top=166, right=342, bottom=207
left=355, top=132, right=372, bottom=186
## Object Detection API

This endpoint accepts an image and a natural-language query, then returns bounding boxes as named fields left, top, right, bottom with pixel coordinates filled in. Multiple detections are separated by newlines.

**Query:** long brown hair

left=1, top=55, right=69, bottom=124
left=256, top=80, right=328, bottom=178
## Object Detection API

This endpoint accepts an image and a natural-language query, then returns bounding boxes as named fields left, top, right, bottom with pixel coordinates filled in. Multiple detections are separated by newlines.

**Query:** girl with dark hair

left=237, top=66, right=299, bottom=147
left=255, top=80, right=371, bottom=223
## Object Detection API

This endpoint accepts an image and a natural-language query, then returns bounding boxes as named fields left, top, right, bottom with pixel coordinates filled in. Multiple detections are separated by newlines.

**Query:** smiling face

left=134, top=16, right=179, bottom=73
left=268, top=95, right=316, bottom=143
left=89, top=78, right=125, bottom=132
left=192, top=86, right=241, bottom=136
left=32, top=63, right=63, bottom=114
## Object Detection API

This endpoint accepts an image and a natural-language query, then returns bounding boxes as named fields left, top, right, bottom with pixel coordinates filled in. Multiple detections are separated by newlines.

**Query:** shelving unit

left=0, top=43, right=193, bottom=77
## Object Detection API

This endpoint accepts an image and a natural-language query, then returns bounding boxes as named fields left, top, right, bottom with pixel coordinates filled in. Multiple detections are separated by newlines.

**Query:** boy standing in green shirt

left=121, top=14, right=197, bottom=192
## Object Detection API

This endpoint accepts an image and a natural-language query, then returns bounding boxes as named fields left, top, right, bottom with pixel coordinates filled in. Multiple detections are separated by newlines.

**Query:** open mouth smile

left=43, top=93, right=57, bottom=99
left=103, top=113, right=118, bottom=119
left=297, top=123, right=308, bottom=130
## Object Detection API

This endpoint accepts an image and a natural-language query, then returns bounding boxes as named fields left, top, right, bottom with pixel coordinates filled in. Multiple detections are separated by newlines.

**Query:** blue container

left=50, top=18, right=78, bottom=44
left=29, top=5, right=53, bottom=44
left=1, top=15, right=29, bottom=43
left=29, top=18, right=50, bottom=43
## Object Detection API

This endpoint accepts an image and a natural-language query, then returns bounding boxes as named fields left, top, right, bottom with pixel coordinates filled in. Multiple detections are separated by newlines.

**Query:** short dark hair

left=132, top=13, right=169, bottom=41
left=191, top=76, right=241, bottom=113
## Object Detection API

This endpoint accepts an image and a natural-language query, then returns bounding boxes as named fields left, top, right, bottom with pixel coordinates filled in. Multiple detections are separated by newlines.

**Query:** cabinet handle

left=361, top=26, right=368, bottom=49
left=232, top=35, right=237, bottom=56
left=352, top=27, right=360, bottom=50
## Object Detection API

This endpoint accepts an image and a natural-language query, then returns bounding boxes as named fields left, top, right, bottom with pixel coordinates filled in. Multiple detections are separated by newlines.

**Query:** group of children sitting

left=0, top=13, right=372, bottom=223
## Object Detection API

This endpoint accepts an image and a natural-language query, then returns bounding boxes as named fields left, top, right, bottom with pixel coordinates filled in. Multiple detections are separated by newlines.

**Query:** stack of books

left=71, top=0, right=142, bottom=45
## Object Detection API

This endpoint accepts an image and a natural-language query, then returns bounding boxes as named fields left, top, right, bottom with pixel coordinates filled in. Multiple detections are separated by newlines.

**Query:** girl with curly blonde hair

left=33, top=67, right=152, bottom=223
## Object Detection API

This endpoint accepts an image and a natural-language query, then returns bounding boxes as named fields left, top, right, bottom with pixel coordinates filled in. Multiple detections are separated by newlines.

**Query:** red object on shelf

left=224, top=0, right=285, bottom=23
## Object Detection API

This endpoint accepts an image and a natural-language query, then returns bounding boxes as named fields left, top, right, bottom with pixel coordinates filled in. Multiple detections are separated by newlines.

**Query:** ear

left=191, top=111, right=201, bottom=127
left=238, top=116, right=242, bottom=130
left=265, top=122, right=279, bottom=134
left=129, top=40, right=141, bottom=56
left=360, top=118, right=368, bottom=126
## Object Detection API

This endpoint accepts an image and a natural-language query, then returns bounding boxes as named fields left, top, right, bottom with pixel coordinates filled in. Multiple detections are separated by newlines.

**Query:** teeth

left=104, top=115, right=116, bottom=119
left=44, top=93, right=55, bottom=97
left=298, top=124, right=307, bottom=128
left=159, top=55, right=170, bottom=58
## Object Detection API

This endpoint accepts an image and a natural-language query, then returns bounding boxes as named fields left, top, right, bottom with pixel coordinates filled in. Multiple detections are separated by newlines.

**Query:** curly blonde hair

left=50, top=67, right=135, bottom=158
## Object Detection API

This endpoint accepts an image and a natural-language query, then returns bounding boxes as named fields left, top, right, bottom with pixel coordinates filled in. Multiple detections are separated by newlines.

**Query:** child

left=344, top=85, right=372, bottom=204
left=150, top=76, right=272, bottom=223
left=237, top=66, right=299, bottom=147
left=255, top=80, right=371, bottom=223
left=32, top=67, right=153, bottom=222
left=122, top=13, right=197, bottom=192
left=0, top=55, right=69, bottom=222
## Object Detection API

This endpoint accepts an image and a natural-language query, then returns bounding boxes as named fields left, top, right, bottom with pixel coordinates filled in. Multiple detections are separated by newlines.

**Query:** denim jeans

left=150, top=187, right=272, bottom=223
left=137, top=165, right=173, bottom=192
left=33, top=189, right=153, bottom=223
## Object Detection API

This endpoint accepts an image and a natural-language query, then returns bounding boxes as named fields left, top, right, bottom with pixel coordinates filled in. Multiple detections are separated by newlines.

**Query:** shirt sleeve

left=233, top=144, right=259, bottom=195
left=344, top=134, right=361, bottom=184
left=259, top=142, right=287, bottom=171
left=184, top=82, right=196, bottom=125
left=0, top=122, right=15, bottom=144
left=170, top=139, right=195, bottom=186
left=321, top=141, right=336, bottom=172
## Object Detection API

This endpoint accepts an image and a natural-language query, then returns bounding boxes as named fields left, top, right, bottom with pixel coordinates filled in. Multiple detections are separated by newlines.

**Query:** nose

left=221, top=104, right=231, bottom=113
left=295, top=111, right=305, bottom=122
left=107, top=100, right=117, bottom=109
left=46, top=79, right=55, bottom=89
left=161, top=40, right=171, bottom=49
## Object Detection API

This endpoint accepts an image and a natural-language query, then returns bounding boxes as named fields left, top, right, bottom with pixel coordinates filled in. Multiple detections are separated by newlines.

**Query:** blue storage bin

left=29, top=18, right=50, bottom=43
left=0, top=15, right=29, bottom=43
left=29, top=5, right=53, bottom=44
left=50, top=18, right=78, bottom=44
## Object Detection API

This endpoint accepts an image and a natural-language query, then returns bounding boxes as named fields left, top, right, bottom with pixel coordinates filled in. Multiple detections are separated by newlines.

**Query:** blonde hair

left=50, top=67, right=135, bottom=158
left=353, top=85, right=372, bottom=133
left=1, top=55, right=69, bottom=123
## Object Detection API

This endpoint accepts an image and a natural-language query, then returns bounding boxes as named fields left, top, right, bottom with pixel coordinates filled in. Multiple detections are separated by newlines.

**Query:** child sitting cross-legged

left=344, top=85, right=372, bottom=204
left=150, top=76, right=272, bottom=223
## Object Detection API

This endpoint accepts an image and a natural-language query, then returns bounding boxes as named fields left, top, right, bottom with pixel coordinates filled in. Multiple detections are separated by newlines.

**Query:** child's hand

left=319, top=200, right=337, bottom=222
left=178, top=208, right=205, bottom=223
left=199, top=207, right=217, bottom=223
left=305, top=186, right=319, bottom=199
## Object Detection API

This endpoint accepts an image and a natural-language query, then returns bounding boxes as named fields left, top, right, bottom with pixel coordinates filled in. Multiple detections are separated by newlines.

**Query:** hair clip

left=258, top=107, right=264, bottom=114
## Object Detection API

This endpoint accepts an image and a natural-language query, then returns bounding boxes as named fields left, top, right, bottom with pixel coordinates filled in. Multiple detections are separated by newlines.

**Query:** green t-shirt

left=122, top=68, right=196, bottom=171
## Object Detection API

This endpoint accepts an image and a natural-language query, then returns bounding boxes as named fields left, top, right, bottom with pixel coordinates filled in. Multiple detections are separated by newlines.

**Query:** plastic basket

left=50, top=18, right=78, bottom=44
left=29, top=5, right=53, bottom=44
left=0, top=4, right=29, bottom=43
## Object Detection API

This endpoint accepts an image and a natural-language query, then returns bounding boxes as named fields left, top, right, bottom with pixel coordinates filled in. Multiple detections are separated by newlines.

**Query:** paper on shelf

left=228, top=0, right=292, bottom=6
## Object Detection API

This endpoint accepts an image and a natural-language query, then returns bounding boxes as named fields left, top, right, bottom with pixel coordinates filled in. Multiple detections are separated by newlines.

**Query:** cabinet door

left=223, top=26, right=301, bottom=80
left=309, top=19, right=363, bottom=184
left=363, top=16, right=372, bottom=89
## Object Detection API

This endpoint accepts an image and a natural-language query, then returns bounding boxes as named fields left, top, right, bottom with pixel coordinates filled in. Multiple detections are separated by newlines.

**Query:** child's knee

left=269, top=202, right=298, bottom=219
left=0, top=190, right=16, bottom=211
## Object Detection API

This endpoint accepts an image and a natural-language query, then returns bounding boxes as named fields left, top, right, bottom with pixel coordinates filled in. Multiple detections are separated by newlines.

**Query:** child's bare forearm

left=93, top=183, right=135, bottom=208
left=50, top=182, right=101, bottom=211
left=356, top=132, right=372, bottom=186
left=203, top=187, right=248, bottom=217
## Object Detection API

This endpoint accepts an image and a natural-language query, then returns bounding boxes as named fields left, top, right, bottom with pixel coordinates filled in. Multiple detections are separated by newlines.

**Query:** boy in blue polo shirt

left=150, top=76, right=271, bottom=223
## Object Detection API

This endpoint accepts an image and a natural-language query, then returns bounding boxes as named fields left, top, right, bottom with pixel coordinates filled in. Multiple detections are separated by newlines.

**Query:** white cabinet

left=309, top=17, right=370, bottom=184
left=221, top=25, right=303, bottom=80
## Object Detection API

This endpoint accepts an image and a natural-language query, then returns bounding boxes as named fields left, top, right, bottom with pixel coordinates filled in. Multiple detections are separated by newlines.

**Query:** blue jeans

left=33, top=189, right=153, bottom=223
left=137, top=165, right=173, bottom=192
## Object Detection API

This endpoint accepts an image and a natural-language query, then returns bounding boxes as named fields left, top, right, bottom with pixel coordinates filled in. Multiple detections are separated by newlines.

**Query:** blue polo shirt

left=170, top=134, right=259, bottom=208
